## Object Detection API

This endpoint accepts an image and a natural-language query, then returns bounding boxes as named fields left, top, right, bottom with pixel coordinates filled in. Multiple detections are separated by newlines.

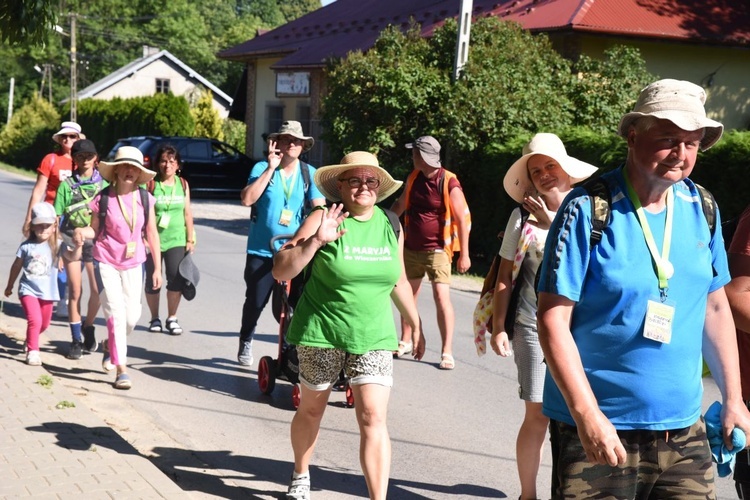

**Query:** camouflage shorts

left=549, top=418, right=715, bottom=499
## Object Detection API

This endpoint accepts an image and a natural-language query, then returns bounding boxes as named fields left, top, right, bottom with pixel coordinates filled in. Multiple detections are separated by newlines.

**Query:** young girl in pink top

left=73, top=146, right=161, bottom=390
left=5, top=202, right=60, bottom=365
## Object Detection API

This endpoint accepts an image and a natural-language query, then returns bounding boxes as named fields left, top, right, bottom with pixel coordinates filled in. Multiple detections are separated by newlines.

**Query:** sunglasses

left=60, top=134, right=79, bottom=140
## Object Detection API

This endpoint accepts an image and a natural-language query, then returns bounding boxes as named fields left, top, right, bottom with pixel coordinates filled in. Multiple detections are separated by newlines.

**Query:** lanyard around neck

left=116, top=191, right=138, bottom=234
left=624, top=171, right=674, bottom=296
left=279, top=166, right=298, bottom=204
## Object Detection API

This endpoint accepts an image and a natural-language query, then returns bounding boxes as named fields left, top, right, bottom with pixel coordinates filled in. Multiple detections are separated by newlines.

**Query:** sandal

left=439, top=353, right=455, bottom=370
left=165, top=318, right=183, bottom=335
left=148, top=318, right=162, bottom=333
left=395, top=341, right=413, bottom=358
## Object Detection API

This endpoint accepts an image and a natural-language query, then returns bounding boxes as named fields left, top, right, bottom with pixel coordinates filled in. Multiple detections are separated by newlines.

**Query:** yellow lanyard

left=116, top=191, right=138, bottom=235
left=624, top=172, right=674, bottom=298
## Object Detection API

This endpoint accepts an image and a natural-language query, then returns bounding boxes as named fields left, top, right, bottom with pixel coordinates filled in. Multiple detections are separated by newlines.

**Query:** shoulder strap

left=96, top=186, right=111, bottom=239
left=139, top=187, right=150, bottom=234
left=694, top=183, right=717, bottom=235
left=180, top=176, right=187, bottom=193
left=382, top=208, right=401, bottom=241
left=299, top=161, right=312, bottom=213
left=580, top=176, right=612, bottom=247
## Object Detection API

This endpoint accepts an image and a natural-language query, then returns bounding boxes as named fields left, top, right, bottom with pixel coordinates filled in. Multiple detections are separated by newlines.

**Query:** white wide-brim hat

left=98, top=146, right=155, bottom=185
left=618, top=79, right=723, bottom=151
left=52, top=121, right=82, bottom=144
left=314, top=151, right=403, bottom=203
left=503, top=133, right=598, bottom=204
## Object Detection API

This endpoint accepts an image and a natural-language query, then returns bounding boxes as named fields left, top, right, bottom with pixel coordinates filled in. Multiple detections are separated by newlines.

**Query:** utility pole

left=70, top=14, right=77, bottom=122
left=7, top=78, right=14, bottom=124
left=453, top=0, right=473, bottom=82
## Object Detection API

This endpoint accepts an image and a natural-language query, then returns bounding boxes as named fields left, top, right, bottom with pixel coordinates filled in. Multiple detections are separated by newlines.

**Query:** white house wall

left=88, top=59, right=230, bottom=118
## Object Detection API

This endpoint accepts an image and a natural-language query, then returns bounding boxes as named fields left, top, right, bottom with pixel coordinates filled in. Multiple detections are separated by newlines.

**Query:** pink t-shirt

left=90, top=189, right=155, bottom=270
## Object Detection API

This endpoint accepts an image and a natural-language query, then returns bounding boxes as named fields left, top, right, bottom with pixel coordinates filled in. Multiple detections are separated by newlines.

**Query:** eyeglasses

left=277, top=136, right=300, bottom=146
left=61, top=134, right=79, bottom=140
left=339, top=177, right=381, bottom=189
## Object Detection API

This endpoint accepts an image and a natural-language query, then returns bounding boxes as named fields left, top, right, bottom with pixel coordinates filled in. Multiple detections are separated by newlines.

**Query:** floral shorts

left=296, top=346, right=393, bottom=391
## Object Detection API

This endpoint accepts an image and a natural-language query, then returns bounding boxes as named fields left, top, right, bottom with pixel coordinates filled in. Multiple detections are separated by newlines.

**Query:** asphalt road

left=0, top=168, right=740, bottom=499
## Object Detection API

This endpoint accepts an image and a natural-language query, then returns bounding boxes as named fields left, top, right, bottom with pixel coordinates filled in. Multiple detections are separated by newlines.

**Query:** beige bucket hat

left=268, top=120, right=315, bottom=152
left=618, top=79, right=723, bottom=151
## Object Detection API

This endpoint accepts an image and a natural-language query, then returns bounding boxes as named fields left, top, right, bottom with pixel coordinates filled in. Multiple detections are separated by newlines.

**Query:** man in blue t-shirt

left=537, top=79, right=750, bottom=498
left=238, top=121, right=324, bottom=366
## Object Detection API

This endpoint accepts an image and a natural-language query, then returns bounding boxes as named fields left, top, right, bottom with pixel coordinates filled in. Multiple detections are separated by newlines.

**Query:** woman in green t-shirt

left=144, top=145, right=195, bottom=335
left=273, top=151, right=423, bottom=500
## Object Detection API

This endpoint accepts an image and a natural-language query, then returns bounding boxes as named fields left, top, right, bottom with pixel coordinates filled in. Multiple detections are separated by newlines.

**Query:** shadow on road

left=148, top=446, right=508, bottom=499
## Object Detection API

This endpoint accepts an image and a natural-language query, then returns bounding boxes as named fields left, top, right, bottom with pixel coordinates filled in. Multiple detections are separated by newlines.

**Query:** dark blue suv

left=107, top=136, right=253, bottom=197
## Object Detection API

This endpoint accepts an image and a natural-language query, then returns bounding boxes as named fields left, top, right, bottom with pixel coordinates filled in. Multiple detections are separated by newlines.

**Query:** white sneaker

left=26, top=350, right=42, bottom=366
left=286, top=473, right=310, bottom=500
left=55, top=299, right=69, bottom=319
left=238, top=340, right=253, bottom=366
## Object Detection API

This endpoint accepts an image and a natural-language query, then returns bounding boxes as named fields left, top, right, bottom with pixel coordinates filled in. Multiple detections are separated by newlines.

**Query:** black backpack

left=96, top=185, right=150, bottom=240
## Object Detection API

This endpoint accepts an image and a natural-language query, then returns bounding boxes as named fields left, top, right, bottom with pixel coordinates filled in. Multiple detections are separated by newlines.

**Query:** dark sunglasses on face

left=339, top=177, right=381, bottom=189
left=61, top=134, right=79, bottom=140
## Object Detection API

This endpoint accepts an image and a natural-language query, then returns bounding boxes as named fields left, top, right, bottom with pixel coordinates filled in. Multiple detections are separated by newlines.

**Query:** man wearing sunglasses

left=390, top=135, right=472, bottom=371
left=238, top=121, right=325, bottom=367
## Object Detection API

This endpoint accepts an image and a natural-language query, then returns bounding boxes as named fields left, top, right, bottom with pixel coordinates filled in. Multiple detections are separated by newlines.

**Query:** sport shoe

left=165, top=318, right=183, bottom=335
left=55, top=299, right=69, bottom=319
left=286, top=473, right=310, bottom=500
left=114, top=373, right=132, bottom=390
left=82, top=325, right=97, bottom=352
left=67, top=341, right=83, bottom=360
left=238, top=340, right=253, bottom=366
left=26, top=350, right=42, bottom=366
left=148, top=318, right=162, bottom=333
left=101, top=339, right=114, bottom=372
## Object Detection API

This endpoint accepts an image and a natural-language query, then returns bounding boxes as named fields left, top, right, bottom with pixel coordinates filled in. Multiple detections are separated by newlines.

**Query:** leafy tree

left=191, top=88, right=223, bottom=140
left=571, top=46, right=657, bottom=133
left=0, top=93, right=60, bottom=168
left=322, top=16, right=655, bottom=258
left=0, top=0, right=322, bottom=123
left=0, top=0, right=58, bottom=45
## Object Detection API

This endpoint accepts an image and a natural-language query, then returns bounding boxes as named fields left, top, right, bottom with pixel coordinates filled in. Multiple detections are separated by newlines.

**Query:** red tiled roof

left=217, top=0, right=750, bottom=67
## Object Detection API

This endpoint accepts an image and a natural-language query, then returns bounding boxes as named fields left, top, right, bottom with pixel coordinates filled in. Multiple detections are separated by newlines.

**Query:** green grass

left=0, top=161, right=35, bottom=178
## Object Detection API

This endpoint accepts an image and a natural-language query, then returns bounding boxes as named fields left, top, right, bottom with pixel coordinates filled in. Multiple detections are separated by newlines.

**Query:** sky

left=322, top=0, right=335, bottom=5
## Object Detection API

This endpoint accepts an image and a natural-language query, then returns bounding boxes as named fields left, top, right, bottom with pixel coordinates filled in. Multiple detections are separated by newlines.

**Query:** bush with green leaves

left=0, top=93, right=60, bottom=169
left=71, top=93, right=195, bottom=154
left=191, top=88, right=224, bottom=140
left=322, top=17, right=658, bottom=259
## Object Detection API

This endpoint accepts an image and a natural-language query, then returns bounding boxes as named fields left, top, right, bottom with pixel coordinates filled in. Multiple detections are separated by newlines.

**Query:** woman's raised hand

left=523, top=195, right=554, bottom=230
left=314, top=203, right=349, bottom=247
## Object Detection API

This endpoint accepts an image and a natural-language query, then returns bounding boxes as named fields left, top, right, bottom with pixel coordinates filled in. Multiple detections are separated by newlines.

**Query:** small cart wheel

left=292, top=383, right=302, bottom=409
left=345, top=385, right=355, bottom=408
left=258, top=356, right=277, bottom=395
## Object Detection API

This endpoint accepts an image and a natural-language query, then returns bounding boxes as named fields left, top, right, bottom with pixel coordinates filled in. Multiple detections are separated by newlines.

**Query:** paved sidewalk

left=0, top=320, right=186, bottom=498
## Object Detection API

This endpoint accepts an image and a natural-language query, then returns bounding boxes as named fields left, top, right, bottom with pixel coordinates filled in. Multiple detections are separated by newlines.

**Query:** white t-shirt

left=499, top=207, right=548, bottom=328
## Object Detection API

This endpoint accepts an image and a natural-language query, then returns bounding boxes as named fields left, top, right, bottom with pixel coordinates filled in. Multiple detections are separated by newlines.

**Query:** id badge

left=643, top=297, right=675, bottom=344
left=125, top=241, right=137, bottom=259
left=158, top=213, right=171, bottom=229
left=279, top=208, right=293, bottom=226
